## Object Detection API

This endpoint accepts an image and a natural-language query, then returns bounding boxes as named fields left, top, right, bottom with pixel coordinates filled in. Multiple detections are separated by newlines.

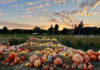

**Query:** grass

left=0, top=34, right=100, bottom=51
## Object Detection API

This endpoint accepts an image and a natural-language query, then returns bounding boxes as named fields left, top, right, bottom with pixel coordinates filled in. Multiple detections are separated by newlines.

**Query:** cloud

left=38, top=9, right=48, bottom=12
left=71, top=10, right=97, bottom=16
left=79, top=0, right=100, bottom=9
left=22, top=15, right=33, bottom=20
left=49, top=19, right=60, bottom=23
left=27, top=11, right=32, bottom=14
left=26, top=7, right=35, bottom=10
left=27, top=2, right=34, bottom=5
left=36, top=5, right=44, bottom=8
left=0, top=21, right=34, bottom=29
left=0, top=12, right=3, bottom=19
left=0, top=0, right=17, bottom=3
left=54, top=0, right=66, bottom=4
left=72, top=0, right=100, bottom=16
left=52, top=11, right=80, bottom=24
left=45, top=3, right=50, bottom=7
left=0, top=12, right=3, bottom=16
left=43, top=11, right=80, bottom=27
left=11, top=4, right=25, bottom=8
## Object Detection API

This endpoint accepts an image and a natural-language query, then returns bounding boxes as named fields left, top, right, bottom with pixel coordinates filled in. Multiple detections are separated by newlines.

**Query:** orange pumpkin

left=69, top=54, right=74, bottom=58
left=54, top=58, right=63, bottom=65
left=87, top=50, right=94, bottom=55
left=79, top=50, right=86, bottom=56
left=98, top=55, right=100, bottom=61
left=94, top=52, right=100, bottom=56
left=88, top=64, right=94, bottom=70
left=14, top=57, right=21, bottom=64
left=5, top=58, right=11, bottom=63
left=29, top=55, right=39, bottom=63
left=66, top=65, right=70, bottom=70
left=9, top=52, right=18, bottom=61
left=29, top=63, right=34, bottom=67
left=19, top=61, right=23, bottom=64
left=43, top=65, right=49, bottom=70
left=10, top=62, right=15, bottom=66
left=83, top=55, right=90, bottom=63
left=90, top=55, right=97, bottom=61
left=34, top=59, right=41, bottom=68
left=20, top=56, right=25, bottom=61
left=82, top=63, right=88, bottom=70
left=72, top=54, right=83, bottom=63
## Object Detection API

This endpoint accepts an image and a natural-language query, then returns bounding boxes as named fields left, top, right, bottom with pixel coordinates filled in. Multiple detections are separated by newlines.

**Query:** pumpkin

left=79, top=50, right=86, bottom=56
left=88, top=64, right=94, bottom=70
left=20, top=56, right=25, bottom=61
left=94, top=52, right=100, bottom=56
left=69, top=53, right=74, bottom=58
left=29, top=55, right=39, bottom=63
left=9, top=52, right=18, bottom=61
left=82, top=63, right=88, bottom=70
left=5, top=58, right=11, bottom=63
left=40, top=57, right=46, bottom=63
left=77, top=63, right=83, bottom=69
left=25, top=62, right=30, bottom=67
left=90, top=55, right=97, bottom=61
left=43, top=65, right=49, bottom=70
left=98, top=55, right=100, bottom=61
left=29, top=63, right=34, bottom=67
left=34, top=59, right=41, bottom=68
left=66, top=65, right=70, bottom=70
left=71, top=63, right=77, bottom=69
left=72, top=54, right=83, bottom=63
left=14, top=57, right=21, bottom=64
left=83, top=55, right=90, bottom=63
left=48, top=56, right=53, bottom=63
left=54, top=58, right=63, bottom=65
left=42, top=56, right=48, bottom=62
left=61, top=63, right=66, bottom=68
left=10, top=62, right=14, bottom=66
left=87, top=50, right=94, bottom=55
left=19, top=61, right=23, bottom=64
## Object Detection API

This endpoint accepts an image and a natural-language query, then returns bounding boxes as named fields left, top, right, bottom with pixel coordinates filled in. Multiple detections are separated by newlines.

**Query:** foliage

left=9, top=37, right=27, bottom=46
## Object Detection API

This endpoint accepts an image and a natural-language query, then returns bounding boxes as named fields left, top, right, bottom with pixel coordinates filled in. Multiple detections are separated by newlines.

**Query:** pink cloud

left=27, top=2, right=34, bottom=5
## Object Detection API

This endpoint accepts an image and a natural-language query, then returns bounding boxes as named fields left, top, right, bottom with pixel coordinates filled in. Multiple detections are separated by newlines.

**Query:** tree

left=78, top=21, right=83, bottom=35
left=2, top=26, right=8, bottom=33
left=48, top=25, right=53, bottom=34
left=74, top=24, right=78, bottom=35
left=33, top=27, right=41, bottom=34
left=54, top=24, right=59, bottom=34
left=61, top=28, right=68, bottom=34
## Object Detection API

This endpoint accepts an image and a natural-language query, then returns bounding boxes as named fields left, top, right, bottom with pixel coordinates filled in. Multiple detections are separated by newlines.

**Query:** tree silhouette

left=2, top=27, right=8, bottom=33
left=61, top=28, right=69, bottom=34
left=33, top=27, right=41, bottom=34
left=78, top=21, right=83, bottom=35
left=54, top=24, right=59, bottom=34
left=48, top=25, right=53, bottom=34
left=74, top=24, right=78, bottom=35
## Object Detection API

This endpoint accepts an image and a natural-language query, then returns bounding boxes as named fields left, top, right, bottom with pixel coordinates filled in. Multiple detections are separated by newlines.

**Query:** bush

left=9, top=38, right=27, bottom=46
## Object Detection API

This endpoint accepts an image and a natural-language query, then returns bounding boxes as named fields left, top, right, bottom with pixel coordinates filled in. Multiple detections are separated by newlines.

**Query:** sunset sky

left=0, top=0, right=100, bottom=30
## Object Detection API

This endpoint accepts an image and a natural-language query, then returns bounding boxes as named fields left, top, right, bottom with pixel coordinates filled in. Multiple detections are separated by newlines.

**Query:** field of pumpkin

left=0, top=37, right=100, bottom=70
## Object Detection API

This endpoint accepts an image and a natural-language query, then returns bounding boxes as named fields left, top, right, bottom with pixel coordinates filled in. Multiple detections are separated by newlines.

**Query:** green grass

left=0, top=34, right=100, bottom=51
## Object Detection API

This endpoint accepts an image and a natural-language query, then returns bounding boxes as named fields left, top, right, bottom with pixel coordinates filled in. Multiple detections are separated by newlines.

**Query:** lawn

left=0, top=34, right=100, bottom=51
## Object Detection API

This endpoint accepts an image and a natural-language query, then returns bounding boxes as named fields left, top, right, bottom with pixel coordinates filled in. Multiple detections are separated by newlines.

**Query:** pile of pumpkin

left=23, top=49, right=100, bottom=70
left=0, top=37, right=100, bottom=70
left=1, top=52, right=26, bottom=66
